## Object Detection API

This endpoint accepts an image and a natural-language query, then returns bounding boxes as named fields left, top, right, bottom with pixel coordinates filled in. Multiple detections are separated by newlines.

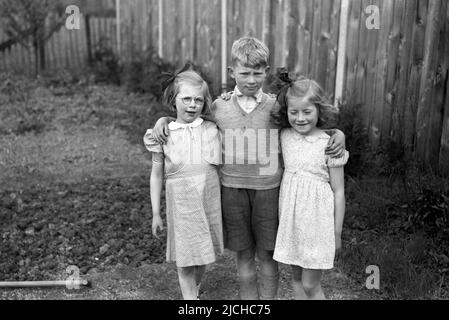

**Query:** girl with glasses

left=144, top=65, right=224, bottom=300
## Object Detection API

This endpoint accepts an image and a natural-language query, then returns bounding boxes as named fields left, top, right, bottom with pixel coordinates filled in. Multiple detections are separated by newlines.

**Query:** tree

left=0, top=0, right=66, bottom=76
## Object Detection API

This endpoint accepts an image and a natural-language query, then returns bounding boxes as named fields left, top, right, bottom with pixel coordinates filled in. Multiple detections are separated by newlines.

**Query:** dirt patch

left=0, top=250, right=376, bottom=300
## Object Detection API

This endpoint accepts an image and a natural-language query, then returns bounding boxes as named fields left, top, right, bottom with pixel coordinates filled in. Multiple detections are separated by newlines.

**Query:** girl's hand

left=152, top=215, right=164, bottom=240
left=335, top=233, right=342, bottom=261
left=325, top=130, right=346, bottom=158
left=153, top=117, right=170, bottom=145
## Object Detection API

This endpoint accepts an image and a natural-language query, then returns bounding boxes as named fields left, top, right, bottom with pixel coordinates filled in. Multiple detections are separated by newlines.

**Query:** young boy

left=151, top=37, right=345, bottom=300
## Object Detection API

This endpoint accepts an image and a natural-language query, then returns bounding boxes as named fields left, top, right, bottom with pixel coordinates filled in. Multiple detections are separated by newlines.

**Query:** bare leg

left=236, top=247, right=258, bottom=300
left=195, top=265, right=206, bottom=298
left=177, top=266, right=197, bottom=300
left=291, top=265, right=307, bottom=300
left=301, top=268, right=326, bottom=300
left=257, top=249, right=279, bottom=300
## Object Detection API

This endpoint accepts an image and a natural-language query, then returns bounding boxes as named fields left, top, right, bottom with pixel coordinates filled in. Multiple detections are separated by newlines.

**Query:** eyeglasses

left=178, top=96, right=205, bottom=106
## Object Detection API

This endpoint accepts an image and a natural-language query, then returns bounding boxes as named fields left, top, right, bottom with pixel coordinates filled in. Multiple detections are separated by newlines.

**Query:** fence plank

left=344, top=0, right=362, bottom=105
left=316, top=0, right=333, bottom=93
left=310, top=0, right=322, bottom=82
left=383, top=0, right=404, bottom=142
left=437, top=1, right=449, bottom=174
left=327, top=0, right=340, bottom=98
left=416, top=0, right=442, bottom=167
left=393, top=0, right=415, bottom=152
left=371, top=0, right=394, bottom=145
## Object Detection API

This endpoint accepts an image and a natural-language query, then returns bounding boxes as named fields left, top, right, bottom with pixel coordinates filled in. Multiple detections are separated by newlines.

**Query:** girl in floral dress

left=272, top=75, right=349, bottom=300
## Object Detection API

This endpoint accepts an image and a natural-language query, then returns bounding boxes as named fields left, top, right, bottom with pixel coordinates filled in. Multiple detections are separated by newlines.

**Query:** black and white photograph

left=0, top=0, right=448, bottom=305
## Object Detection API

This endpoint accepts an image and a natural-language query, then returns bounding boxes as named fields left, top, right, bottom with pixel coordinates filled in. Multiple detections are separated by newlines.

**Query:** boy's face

left=229, top=62, right=269, bottom=97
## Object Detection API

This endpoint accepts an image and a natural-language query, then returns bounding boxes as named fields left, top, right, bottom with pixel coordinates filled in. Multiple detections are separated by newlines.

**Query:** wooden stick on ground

left=0, top=279, right=89, bottom=289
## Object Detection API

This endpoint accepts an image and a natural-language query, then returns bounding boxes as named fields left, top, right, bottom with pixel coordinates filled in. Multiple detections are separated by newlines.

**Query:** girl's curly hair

left=271, top=73, right=338, bottom=129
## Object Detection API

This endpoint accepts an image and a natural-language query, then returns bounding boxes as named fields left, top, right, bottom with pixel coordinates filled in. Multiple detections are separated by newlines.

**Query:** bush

left=0, top=74, right=46, bottom=134
left=121, top=50, right=220, bottom=100
left=90, top=36, right=122, bottom=86
left=121, top=48, right=175, bottom=98
left=406, top=186, right=449, bottom=237
left=335, top=101, right=408, bottom=178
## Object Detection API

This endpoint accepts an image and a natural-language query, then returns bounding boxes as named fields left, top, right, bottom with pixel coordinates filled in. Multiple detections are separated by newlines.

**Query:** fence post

left=158, top=0, right=163, bottom=57
left=441, top=80, right=449, bottom=175
left=85, top=14, right=92, bottom=65
left=221, top=0, right=227, bottom=93
left=416, top=0, right=442, bottom=168
left=334, top=0, right=349, bottom=108
left=116, top=0, right=121, bottom=55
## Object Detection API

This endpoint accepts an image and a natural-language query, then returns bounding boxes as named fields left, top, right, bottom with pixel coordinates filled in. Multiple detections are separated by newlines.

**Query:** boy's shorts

left=221, top=186, right=279, bottom=252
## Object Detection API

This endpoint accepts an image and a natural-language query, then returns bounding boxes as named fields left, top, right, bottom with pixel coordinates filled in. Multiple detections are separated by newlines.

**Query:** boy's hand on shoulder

left=153, top=117, right=171, bottom=145
left=325, top=129, right=346, bottom=158
left=219, top=91, right=233, bottom=101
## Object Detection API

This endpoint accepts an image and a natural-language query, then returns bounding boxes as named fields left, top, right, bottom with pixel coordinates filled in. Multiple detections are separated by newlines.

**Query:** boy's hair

left=162, top=69, right=212, bottom=115
left=271, top=76, right=338, bottom=129
left=231, top=37, right=270, bottom=68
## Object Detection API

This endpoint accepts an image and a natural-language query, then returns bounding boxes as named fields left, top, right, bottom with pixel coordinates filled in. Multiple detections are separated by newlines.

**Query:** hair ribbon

left=159, top=62, right=193, bottom=92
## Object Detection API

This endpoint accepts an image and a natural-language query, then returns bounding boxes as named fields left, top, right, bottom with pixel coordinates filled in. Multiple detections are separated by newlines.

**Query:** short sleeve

left=326, top=150, right=349, bottom=168
left=143, top=129, right=163, bottom=153
left=202, top=122, right=221, bottom=165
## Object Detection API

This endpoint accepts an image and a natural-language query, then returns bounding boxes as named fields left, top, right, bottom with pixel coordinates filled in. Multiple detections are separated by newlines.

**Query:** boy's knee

left=237, top=247, right=256, bottom=262
left=256, top=249, right=274, bottom=262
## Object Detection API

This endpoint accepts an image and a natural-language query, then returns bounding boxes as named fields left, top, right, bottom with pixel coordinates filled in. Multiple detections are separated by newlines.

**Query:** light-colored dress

left=273, top=128, right=349, bottom=270
left=144, top=118, right=224, bottom=267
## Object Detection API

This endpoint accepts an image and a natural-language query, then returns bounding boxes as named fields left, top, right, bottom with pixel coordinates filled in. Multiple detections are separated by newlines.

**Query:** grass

left=340, top=176, right=449, bottom=299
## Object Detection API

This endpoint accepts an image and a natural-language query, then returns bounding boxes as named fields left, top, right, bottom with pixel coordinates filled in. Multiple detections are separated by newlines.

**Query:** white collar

left=293, top=129, right=329, bottom=143
left=234, top=86, right=263, bottom=103
left=168, top=117, right=204, bottom=131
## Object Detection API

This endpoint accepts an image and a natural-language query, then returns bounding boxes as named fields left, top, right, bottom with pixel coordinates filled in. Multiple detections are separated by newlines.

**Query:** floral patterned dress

left=273, top=128, right=349, bottom=269
left=144, top=118, right=224, bottom=267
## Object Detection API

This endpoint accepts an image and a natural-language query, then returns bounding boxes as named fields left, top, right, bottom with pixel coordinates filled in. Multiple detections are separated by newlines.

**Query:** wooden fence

left=0, top=0, right=117, bottom=75
left=0, top=0, right=448, bottom=174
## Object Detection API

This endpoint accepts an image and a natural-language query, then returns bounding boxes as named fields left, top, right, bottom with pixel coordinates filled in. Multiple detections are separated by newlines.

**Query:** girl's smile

left=175, top=84, right=205, bottom=124
left=287, top=97, right=319, bottom=136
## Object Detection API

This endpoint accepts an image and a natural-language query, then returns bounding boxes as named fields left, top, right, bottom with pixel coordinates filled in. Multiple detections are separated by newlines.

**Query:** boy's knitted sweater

left=211, top=92, right=283, bottom=190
